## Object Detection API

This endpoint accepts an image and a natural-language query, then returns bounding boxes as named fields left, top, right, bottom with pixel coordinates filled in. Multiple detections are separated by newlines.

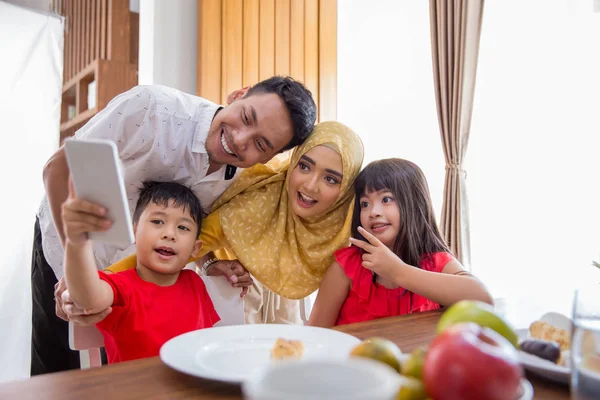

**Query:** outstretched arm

left=307, top=261, right=351, bottom=328
left=63, top=180, right=114, bottom=313
left=389, top=259, right=493, bottom=306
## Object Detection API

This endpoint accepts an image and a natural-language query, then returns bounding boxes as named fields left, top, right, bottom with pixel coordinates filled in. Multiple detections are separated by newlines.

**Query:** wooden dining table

left=0, top=310, right=570, bottom=399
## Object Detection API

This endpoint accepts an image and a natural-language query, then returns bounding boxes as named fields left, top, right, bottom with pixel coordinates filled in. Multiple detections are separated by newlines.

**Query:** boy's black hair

left=132, top=181, right=203, bottom=236
left=246, top=76, right=316, bottom=151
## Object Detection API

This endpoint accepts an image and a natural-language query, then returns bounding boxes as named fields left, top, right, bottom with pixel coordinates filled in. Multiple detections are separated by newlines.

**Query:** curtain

left=429, top=0, right=484, bottom=267
left=0, top=2, right=63, bottom=382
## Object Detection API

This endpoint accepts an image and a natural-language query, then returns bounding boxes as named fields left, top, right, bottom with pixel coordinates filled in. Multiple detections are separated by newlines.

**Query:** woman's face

left=287, top=145, right=344, bottom=219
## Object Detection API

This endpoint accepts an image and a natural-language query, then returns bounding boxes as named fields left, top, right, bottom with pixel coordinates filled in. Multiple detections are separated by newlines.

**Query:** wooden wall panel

left=129, top=11, right=139, bottom=66
left=90, top=0, right=96, bottom=63
left=198, top=0, right=336, bottom=121
left=75, top=0, right=80, bottom=71
left=95, top=0, right=100, bottom=60
left=290, top=0, right=305, bottom=82
left=259, top=0, right=275, bottom=80
left=84, top=1, right=89, bottom=67
left=198, top=0, right=222, bottom=103
left=75, top=0, right=80, bottom=74
left=318, top=0, right=336, bottom=122
left=243, top=0, right=260, bottom=88
left=274, top=0, right=290, bottom=76
left=100, top=0, right=107, bottom=60
left=65, top=0, right=71, bottom=79
left=221, top=0, right=243, bottom=103
left=107, top=0, right=130, bottom=63
left=304, top=0, right=319, bottom=109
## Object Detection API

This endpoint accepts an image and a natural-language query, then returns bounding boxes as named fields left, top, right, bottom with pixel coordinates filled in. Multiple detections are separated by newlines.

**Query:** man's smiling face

left=205, top=93, right=294, bottom=168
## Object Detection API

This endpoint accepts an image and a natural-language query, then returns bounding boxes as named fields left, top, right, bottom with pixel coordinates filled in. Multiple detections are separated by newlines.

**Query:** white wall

left=138, top=0, right=197, bottom=94
left=337, top=0, right=445, bottom=219
left=3, top=0, right=51, bottom=13
left=0, top=1, right=63, bottom=382
left=130, top=0, right=140, bottom=13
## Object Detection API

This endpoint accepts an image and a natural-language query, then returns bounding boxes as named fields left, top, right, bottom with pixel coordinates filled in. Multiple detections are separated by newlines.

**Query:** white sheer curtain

left=467, top=0, right=600, bottom=322
left=337, top=0, right=600, bottom=325
left=0, top=2, right=63, bottom=383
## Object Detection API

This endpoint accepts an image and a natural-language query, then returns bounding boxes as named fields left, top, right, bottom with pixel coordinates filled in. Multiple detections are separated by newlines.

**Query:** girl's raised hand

left=349, top=226, right=406, bottom=282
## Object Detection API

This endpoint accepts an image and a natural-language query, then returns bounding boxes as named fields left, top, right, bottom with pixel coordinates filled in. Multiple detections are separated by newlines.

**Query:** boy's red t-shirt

left=335, top=246, right=454, bottom=326
left=96, top=269, right=219, bottom=363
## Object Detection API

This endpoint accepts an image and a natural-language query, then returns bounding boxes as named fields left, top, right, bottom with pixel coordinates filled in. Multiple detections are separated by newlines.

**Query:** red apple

left=423, top=322, right=523, bottom=400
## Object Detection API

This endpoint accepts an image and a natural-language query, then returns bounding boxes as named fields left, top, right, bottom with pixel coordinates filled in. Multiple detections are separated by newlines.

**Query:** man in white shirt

left=31, top=76, right=317, bottom=375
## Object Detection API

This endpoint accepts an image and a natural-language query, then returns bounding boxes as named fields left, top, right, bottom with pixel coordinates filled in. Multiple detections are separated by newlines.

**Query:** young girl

left=308, top=158, right=493, bottom=327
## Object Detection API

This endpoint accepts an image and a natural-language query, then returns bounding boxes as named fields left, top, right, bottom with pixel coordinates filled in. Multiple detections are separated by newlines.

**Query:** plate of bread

left=516, top=312, right=572, bottom=384
left=160, top=324, right=360, bottom=383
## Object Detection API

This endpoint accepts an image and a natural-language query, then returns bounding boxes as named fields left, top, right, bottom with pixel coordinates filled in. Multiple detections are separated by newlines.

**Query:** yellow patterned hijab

left=211, top=121, right=364, bottom=299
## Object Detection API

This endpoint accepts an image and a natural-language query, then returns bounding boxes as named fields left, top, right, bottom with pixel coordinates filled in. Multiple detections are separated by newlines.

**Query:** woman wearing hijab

left=106, top=121, right=364, bottom=323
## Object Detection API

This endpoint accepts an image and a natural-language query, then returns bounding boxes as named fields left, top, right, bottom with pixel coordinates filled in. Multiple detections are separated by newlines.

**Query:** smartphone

left=64, top=138, right=135, bottom=248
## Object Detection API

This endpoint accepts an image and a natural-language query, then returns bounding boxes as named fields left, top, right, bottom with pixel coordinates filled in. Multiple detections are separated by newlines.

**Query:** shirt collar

left=192, top=99, right=222, bottom=154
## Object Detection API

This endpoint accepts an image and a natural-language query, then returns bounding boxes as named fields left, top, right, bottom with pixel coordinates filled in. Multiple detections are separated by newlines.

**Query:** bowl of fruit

left=349, top=300, right=534, bottom=400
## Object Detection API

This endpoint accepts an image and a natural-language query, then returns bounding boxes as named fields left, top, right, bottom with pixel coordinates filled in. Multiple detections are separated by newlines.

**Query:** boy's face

left=134, top=201, right=201, bottom=275
left=205, top=92, right=294, bottom=168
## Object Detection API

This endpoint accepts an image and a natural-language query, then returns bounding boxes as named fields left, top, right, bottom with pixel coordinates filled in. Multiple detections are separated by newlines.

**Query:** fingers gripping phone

left=64, top=138, right=135, bottom=248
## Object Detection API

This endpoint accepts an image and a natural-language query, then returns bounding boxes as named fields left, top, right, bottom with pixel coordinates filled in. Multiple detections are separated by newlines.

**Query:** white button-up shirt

left=37, top=85, right=240, bottom=279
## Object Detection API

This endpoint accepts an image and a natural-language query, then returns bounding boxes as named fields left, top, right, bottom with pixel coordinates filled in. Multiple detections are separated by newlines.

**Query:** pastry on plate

left=529, top=320, right=570, bottom=350
left=271, top=338, right=304, bottom=360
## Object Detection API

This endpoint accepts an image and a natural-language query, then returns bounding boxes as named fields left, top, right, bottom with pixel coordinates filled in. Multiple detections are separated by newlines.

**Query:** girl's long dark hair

left=351, top=158, right=451, bottom=268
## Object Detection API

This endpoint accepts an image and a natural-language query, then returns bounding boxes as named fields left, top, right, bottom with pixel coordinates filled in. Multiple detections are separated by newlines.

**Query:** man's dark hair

left=246, top=76, right=316, bottom=151
left=133, top=181, right=203, bottom=236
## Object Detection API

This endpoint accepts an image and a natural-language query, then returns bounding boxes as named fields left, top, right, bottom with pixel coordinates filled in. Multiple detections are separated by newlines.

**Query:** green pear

left=437, top=300, right=519, bottom=348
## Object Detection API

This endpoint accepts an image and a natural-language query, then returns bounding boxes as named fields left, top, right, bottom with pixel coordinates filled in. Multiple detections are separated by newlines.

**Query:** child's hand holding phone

left=62, top=179, right=112, bottom=246
left=63, top=138, right=134, bottom=248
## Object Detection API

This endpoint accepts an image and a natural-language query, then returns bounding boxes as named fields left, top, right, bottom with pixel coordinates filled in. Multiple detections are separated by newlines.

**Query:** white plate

left=517, top=312, right=572, bottom=384
left=518, top=378, right=534, bottom=400
left=160, top=324, right=361, bottom=383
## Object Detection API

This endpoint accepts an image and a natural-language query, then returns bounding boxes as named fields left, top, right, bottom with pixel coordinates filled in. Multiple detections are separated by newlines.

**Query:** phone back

left=64, top=139, right=135, bottom=249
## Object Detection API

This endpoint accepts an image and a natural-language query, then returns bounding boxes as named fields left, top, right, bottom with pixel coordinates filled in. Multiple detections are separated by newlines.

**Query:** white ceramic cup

left=242, top=358, right=402, bottom=400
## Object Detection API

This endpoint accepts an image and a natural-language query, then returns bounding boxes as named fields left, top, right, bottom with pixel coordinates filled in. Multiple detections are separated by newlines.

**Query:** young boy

left=62, top=180, right=219, bottom=363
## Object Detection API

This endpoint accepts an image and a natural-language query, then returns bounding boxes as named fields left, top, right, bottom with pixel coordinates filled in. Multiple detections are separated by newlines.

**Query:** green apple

left=350, top=337, right=403, bottom=372
left=396, top=376, right=428, bottom=400
left=437, top=300, right=519, bottom=348
left=401, top=346, right=427, bottom=380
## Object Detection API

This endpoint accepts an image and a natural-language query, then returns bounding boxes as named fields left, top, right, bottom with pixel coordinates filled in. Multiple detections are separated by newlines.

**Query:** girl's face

left=359, top=189, right=400, bottom=249
left=288, top=145, right=343, bottom=219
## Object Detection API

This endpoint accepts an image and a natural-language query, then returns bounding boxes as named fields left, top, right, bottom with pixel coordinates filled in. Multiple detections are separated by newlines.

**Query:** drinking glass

left=571, top=285, right=600, bottom=400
